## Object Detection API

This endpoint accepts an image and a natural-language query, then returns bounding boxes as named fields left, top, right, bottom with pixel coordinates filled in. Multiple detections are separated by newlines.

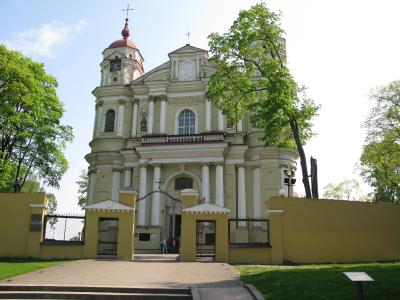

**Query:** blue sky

left=1, top=0, right=400, bottom=211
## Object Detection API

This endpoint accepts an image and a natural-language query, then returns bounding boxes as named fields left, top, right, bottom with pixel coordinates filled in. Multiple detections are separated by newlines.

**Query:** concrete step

left=0, top=285, right=192, bottom=300
left=0, top=291, right=192, bottom=299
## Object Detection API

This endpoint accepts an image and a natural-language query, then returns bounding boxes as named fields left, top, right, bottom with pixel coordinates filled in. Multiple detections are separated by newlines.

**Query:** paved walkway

left=1, top=255, right=260, bottom=299
left=2, top=255, right=239, bottom=288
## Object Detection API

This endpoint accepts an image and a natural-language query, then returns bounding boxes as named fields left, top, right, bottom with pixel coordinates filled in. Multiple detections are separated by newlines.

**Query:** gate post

left=180, top=190, right=230, bottom=262
left=26, top=194, right=48, bottom=257
left=84, top=191, right=136, bottom=260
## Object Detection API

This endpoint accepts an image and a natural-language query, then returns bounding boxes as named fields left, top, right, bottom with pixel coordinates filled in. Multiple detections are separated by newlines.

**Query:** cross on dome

left=121, top=4, right=134, bottom=39
left=122, top=3, right=134, bottom=19
left=108, top=4, right=137, bottom=49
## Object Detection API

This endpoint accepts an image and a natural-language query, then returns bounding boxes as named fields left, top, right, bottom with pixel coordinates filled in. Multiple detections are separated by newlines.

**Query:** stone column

left=215, top=164, right=224, bottom=207
left=238, top=166, right=246, bottom=219
left=280, top=166, right=288, bottom=195
left=124, top=168, right=132, bottom=190
left=201, top=164, right=210, bottom=203
left=117, top=99, right=125, bottom=136
left=147, top=97, right=154, bottom=134
left=96, top=100, right=104, bottom=137
left=151, top=165, right=161, bottom=226
left=253, top=167, right=261, bottom=218
left=218, top=110, right=224, bottom=131
left=111, top=169, right=121, bottom=202
left=205, top=99, right=211, bottom=131
left=138, top=164, right=147, bottom=226
left=159, top=97, right=167, bottom=134
left=88, top=171, right=96, bottom=205
left=237, top=120, right=243, bottom=132
left=131, top=100, right=139, bottom=137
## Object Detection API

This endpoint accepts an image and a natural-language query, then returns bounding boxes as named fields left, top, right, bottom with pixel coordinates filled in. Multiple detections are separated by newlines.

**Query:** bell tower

left=100, top=17, right=144, bottom=86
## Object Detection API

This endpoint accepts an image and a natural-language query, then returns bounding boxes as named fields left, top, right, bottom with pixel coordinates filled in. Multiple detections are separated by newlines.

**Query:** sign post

left=343, top=272, right=374, bottom=300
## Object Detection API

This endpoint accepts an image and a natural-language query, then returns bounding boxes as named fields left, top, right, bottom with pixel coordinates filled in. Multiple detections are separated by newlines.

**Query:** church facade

left=85, top=19, right=298, bottom=251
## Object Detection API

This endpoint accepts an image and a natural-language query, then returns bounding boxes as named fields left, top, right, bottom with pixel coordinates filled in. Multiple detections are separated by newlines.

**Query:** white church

left=85, top=18, right=298, bottom=251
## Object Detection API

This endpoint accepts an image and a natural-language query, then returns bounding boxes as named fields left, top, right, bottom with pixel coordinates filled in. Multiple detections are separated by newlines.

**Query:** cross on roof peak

left=122, top=3, right=134, bottom=19
left=186, top=32, right=192, bottom=45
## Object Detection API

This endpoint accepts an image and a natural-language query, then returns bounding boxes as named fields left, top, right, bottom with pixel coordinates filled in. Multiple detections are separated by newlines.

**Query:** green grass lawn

left=0, top=257, right=66, bottom=281
left=237, top=262, right=400, bottom=300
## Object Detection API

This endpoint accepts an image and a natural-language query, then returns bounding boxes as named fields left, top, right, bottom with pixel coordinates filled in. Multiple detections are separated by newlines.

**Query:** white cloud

left=5, top=20, right=86, bottom=57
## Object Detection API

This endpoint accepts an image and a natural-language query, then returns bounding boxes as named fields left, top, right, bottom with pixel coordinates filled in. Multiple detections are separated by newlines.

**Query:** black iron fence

left=42, top=214, right=85, bottom=244
left=228, top=219, right=270, bottom=247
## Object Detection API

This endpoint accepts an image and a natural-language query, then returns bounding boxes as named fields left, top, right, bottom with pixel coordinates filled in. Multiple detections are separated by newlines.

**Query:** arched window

left=104, top=109, right=115, bottom=132
left=175, top=177, right=193, bottom=190
left=178, top=109, right=195, bottom=135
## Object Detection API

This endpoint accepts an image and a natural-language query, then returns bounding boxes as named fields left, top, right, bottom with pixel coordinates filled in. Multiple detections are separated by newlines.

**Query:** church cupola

left=100, top=17, right=144, bottom=86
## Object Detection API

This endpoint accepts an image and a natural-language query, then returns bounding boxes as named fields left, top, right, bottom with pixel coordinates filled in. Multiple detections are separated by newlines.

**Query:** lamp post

left=284, top=168, right=296, bottom=197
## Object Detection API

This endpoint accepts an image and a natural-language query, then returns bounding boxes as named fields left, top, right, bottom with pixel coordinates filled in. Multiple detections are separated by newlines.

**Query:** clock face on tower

left=110, top=60, right=121, bottom=72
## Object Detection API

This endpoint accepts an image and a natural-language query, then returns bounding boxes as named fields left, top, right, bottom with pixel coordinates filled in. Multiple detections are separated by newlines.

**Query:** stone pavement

left=0, top=254, right=263, bottom=299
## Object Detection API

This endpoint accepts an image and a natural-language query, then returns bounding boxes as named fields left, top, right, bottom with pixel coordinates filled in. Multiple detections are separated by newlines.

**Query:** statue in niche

left=140, top=117, right=147, bottom=132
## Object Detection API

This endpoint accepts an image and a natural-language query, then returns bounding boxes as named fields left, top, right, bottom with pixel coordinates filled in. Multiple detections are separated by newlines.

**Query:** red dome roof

left=109, top=39, right=137, bottom=49
left=108, top=18, right=137, bottom=49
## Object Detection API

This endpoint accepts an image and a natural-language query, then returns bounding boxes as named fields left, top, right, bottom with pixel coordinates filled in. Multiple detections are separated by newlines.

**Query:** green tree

left=206, top=3, right=319, bottom=197
left=360, top=81, right=400, bottom=203
left=46, top=193, right=57, bottom=214
left=364, top=80, right=400, bottom=143
left=323, top=179, right=367, bottom=201
left=360, top=134, right=400, bottom=203
left=0, top=45, right=73, bottom=191
left=76, top=169, right=88, bottom=209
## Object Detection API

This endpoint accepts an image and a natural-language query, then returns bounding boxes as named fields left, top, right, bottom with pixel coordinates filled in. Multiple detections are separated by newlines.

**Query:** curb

left=190, top=287, right=201, bottom=300
left=244, top=284, right=265, bottom=300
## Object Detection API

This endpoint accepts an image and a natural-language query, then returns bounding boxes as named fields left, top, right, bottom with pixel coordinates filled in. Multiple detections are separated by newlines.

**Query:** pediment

left=169, top=44, right=208, bottom=56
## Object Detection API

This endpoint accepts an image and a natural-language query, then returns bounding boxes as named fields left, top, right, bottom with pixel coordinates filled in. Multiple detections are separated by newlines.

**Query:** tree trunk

left=290, top=118, right=312, bottom=198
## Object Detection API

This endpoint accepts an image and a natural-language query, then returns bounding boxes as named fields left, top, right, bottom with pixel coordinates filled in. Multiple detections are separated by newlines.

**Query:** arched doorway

left=162, top=171, right=201, bottom=249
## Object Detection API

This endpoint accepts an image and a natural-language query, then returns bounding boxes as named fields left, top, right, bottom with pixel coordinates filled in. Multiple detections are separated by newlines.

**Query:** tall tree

left=323, top=179, right=367, bottom=201
left=0, top=45, right=73, bottom=191
left=206, top=3, right=319, bottom=197
left=76, top=169, right=88, bottom=209
left=360, top=80, right=400, bottom=203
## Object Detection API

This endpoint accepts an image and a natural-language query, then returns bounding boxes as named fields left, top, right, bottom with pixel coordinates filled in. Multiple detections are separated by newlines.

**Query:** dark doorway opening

left=196, top=220, right=216, bottom=259
left=98, top=218, right=119, bottom=257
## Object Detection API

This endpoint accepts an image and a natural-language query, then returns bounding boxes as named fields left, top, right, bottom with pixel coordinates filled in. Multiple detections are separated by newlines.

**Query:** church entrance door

left=97, top=218, right=119, bottom=257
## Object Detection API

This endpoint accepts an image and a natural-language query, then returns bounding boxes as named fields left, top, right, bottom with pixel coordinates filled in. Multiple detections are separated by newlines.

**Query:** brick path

left=1, top=255, right=241, bottom=288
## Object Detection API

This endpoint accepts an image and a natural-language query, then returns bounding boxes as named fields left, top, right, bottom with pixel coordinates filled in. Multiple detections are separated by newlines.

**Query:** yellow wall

left=0, top=193, right=47, bottom=257
left=229, top=247, right=271, bottom=264
left=0, top=192, right=136, bottom=261
left=40, top=244, right=84, bottom=259
left=267, top=197, right=400, bottom=264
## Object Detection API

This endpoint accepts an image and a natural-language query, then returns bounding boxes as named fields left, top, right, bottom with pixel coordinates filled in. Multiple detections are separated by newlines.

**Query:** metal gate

left=98, top=218, right=119, bottom=257
left=196, top=221, right=216, bottom=258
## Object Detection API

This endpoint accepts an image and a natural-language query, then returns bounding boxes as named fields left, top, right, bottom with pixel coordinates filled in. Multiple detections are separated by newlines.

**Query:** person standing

left=161, top=237, right=168, bottom=254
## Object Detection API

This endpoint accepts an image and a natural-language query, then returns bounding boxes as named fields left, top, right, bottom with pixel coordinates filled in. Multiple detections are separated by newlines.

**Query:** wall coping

left=265, top=209, right=284, bottom=214
left=85, top=199, right=133, bottom=212
left=30, top=204, right=47, bottom=208
left=182, top=203, right=230, bottom=215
